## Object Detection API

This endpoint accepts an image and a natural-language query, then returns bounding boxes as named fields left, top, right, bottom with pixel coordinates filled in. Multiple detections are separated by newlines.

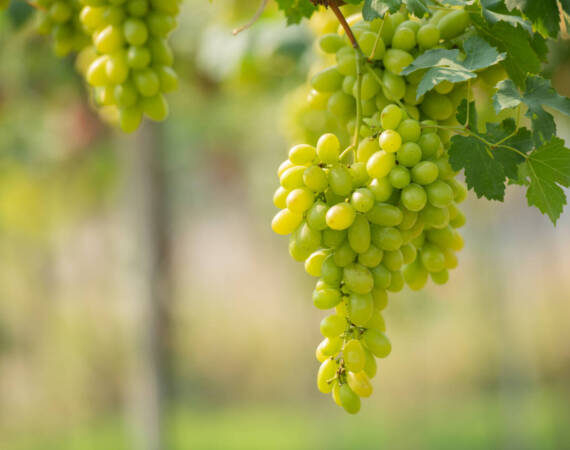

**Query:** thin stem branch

left=353, top=50, right=364, bottom=149
left=232, top=0, right=269, bottom=35
left=368, top=17, right=385, bottom=62
left=330, top=3, right=360, bottom=49
left=364, top=65, right=405, bottom=108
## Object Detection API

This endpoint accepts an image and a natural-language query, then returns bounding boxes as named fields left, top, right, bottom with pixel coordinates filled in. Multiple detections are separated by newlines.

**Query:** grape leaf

left=525, top=138, right=570, bottom=224
left=561, top=0, right=570, bottom=14
left=448, top=135, right=507, bottom=200
left=480, top=0, right=532, bottom=33
left=504, top=0, right=560, bottom=38
left=470, top=16, right=541, bottom=87
left=362, top=0, right=401, bottom=21
left=275, top=0, right=316, bottom=25
left=493, top=76, right=570, bottom=145
left=401, top=36, right=505, bottom=98
left=406, top=0, right=429, bottom=18
left=449, top=101, right=534, bottom=200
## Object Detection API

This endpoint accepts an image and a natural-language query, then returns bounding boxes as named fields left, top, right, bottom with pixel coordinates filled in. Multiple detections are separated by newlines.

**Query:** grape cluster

left=36, top=0, right=90, bottom=56
left=274, top=9, right=471, bottom=413
left=78, top=0, right=180, bottom=132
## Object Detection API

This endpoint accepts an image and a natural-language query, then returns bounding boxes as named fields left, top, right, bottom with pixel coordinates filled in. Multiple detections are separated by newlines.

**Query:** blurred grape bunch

left=35, top=0, right=90, bottom=57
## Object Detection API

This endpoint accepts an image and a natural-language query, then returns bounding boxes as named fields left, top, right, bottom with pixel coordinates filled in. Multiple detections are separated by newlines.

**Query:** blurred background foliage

left=0, top=1, right=569, bottom=449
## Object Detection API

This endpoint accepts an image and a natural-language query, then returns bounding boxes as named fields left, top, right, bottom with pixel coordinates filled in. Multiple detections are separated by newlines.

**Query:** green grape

left=347, top=292, right=374, bottom=326
left=363, top=329, right=391, bottom=358
left=426, top=227, right=455, bottom=248
left=141, top=93, right=169, bottom=121
left=349, top=163, right=369, bottom=187
left=127, top=46, right=151, bottom=69
left=133, top=68, right=160, bottom=97
left=316, top=133, right=340, bottom=163
left=392, top=26, right=416, bottom=51
left=397, top=142, right=423, bottom=167
left=420, top=204, right=450, bottom=229
left=426, top=180, right=454, bottom=208
left=280, top=166, right=305, bottom=190
left=420, top=243, right=446, bottom=272
left=321, top=337, right=343, bottom=357
left=343, top=76, right=356, bottom=95
left=148, top=37, right=173, bottom=65
left=348, top=215, right=371, bottom=254
left=313, top=286, right=342, bottom=309
left=327, top=91, right=355, bottom=118
left=396, top=119, right=421, bottom=143
left=435, top=80, right=454, bottom=95
left=303, top=166, right=328, bottom=192
left=403, top=259, right=429, bottom=290
left=271, top=209, right=302, bottom=235
left=311, top=67, right=343, bottom=92
left=119, top=105, right=142, bottom=133
left=359, top=73, right=381, bottom=101
left=421, top=92, right=453, bottom=120
left=363, top=349, right=377, bottom=378
left=323, top=229, right=347, bottom=249
left=286, top=188, right=315, bottom=214
left=399, top=208, right=418, bottom=230
left=417, top=23, right=440, bottom=49
left=333, top=241, right=357, bottom=267
left=383, top=249, right=403, bottom=271
left=105, top=52, right=129, bottom=83
left=347, top=371, right=373, bottom=398
left=319, top=33, right=345, bottom=53
left=367, top=151, right=396, bottom=179
left=403, top=83, right=423, bottom=106
left=371, top=265, right=392, bottom=290
left=306, top=202, right=329, bottom=231
left=370, top=291, right=387, bottom=316
left=364, top=310, right=386, bottom=332
left=305, top=250, right=328, bottom=277
left=443, top=247, right=458, bottom=269
left=411, top=161, right=439, bottom=185
left=371, top=226, right=403, bottom=251
left=389, top=166, right=411, bottom=189
left=401, top=183, right=427, bottom=211
left=431, top=269, right=449, bottom=285
left=383, top=49, right=414, bottom=75
left=339, top=383, right=361, bottom=414
left=437, top=9, right=470, bottom=39
left=296, top=222, right=321, bottom=254
left=368, top=177, right=393, bottom=202
left=382, top=71, right=406, bottom=100
left=95, top=24, right=124, bottom=54
left=317, top=358, right=338, bottom=394
left=358, top=245, right=383, bottom=268
left=435, top=157, right=456, bottom=180
left=367, top=203, right=403, bottom=227
left=336, top=48, right=357, bottom=76
left=321, top=255, right=343, bottom=286
left=343, top=264, right=374, bottom=295
left=381, top=104, right=403, bottom=130
left=359, top=31, right=385, bottom=60
left=289, top=143, right=316, bottom=165
left=418, top=132, right=441, bottom=158
left=328, top=165, right=353, bottom=196
left=351, top=188, right=375, bottom=213
left=389, top=271, right=404, bottom=293
left=123, top=17, right=148, bottom=45
left=344, top=339, right=366, bottom=372
left=87, top=56, right=110, bottom=86
left=320, top=314, right=346, bottom=338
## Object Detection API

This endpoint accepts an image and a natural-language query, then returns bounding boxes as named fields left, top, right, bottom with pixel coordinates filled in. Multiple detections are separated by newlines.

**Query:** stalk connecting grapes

left=273, top=6, right=474, bottom=413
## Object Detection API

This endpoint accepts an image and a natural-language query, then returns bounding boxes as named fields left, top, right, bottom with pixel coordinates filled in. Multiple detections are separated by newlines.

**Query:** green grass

left=3, top=389, right=570, bottom=450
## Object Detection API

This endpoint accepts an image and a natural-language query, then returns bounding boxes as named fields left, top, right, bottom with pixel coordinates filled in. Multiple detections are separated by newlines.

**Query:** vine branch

left=232, top=0, right=269, bottom=36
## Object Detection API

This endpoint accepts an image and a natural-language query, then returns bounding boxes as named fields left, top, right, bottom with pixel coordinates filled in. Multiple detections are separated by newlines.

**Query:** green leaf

left=406, top=0, right=429, bottom=18
left=561, top=0, right=570, bottom=14
left=275, top=0, right=316, bottom=25
left=401, top=36, right=505, bottom=98
left=525, top=137, right=570, bottom=224
left=448, top=135, right=507, bottom=200
left=480, top=0, right=532, bottom=32
left=485, top=121, right=531, bottom=179
left=504, top=0, right=560, bottom=38
left=494, top=76, right=570, bottom=145
left=362, top=0, right=401, bottom=21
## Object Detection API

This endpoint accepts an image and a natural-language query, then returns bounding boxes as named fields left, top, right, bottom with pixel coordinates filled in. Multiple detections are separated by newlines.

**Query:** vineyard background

left=1, top=1, right=570, bottom=449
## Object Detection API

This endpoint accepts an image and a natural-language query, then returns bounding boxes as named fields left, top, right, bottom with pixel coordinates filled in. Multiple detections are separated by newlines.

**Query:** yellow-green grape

left=348, top=292, right=374, bottom=325
left=271, top=209, right=302, bottom=235
left=326, top=203, right=356, bottom=230
left=343, top=339, right=366, bottom=372
left=317, top=358, right=338, bottom=394
left=346, top=371, right=373, bottom=398
left=78, top=0, right=180, bottom=131
left=363, top=329, right=392, bottom=358
left=339, top=383, right=361, bottom=414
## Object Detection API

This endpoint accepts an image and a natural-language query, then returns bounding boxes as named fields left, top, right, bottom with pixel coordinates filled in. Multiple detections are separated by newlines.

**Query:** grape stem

left=364, top=65, right=405, bottom=108
left=368, top=16, right=385, bottom=62
left=232, top=0, right=269, bottom=35
left=329, top=3, right=360, bottom=50
left=352, top=50, right=364, bottom=149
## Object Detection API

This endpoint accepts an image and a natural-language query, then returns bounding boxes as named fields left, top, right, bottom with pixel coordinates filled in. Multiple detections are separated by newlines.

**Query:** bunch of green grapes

left=35, top=0, right=90, bottom=56
left=78, top=0, right=180, bottom=132
left=273, top=8, right=472, bottom=413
